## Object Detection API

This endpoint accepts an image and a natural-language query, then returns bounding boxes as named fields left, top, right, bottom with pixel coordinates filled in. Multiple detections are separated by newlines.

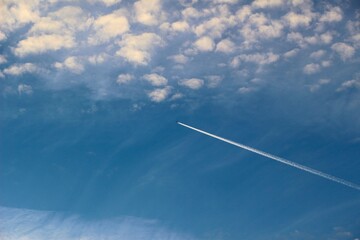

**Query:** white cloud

left=116, top=33, right=164, bottom=65
left=231, top=52, right=279, bottom=67
left=179, top=78, right=204, bottom=89
left=182, top=7, right=202, bottom=19
left=331, top=42, right=355, bottom=61
left=0, top=55, right=7, bottom=64
left=252, top=0, right=284, bottom=8
left=319, top=6, right=343, bottom=23
left=336, top=79, right=360, bottom=92
left=303, top=63, right=320, bottom=74
left=0, top=31, right=6, bottom=41
left=148, top=87, right=171, bottom=102
left=236, top=5, right=251, bottom=22
left=88, top=53, right=108, bottom=65
left=238, top=87, right=254, bottom=94
left=134, top=0, right=165, bottom=26
left=18, top=84, right=33, bottom=95
left=240, top=13, right=283, bottom=44
left=169, top=54, right=188, bottom=64
left=89, top=10, right=129, bottom=44
left=3, top=63, right=38, bottom=75
left=117, top=73, right=134, bottom=84
left=283, top=48, right=299, bottom=58
left=171, top=21, right=190, bottom=32
left=194, top=16, right=236, bottom=39
left=143, top=73, right=167, bottom=86
left=283, top=12, right=312, bottom=28
left=309, top=78, right=330, bottom=92
left=206, top=75, right=222, bottom=88
left=310, top=50, right=325, bottom=59
left=0, top=0, right=40, bottom=32
left=88, top=0, right=122, bottom=6
left=0, top=206, right=195, bottom=240
left=194, top=36, right=215, bottom=52
left=213, top=0, right=238, bottom=4
left=55, top=56, right=84, bottom=74
left=14, top=34, right=75, bottom=57
left=216, top=39, right=235, bottom=53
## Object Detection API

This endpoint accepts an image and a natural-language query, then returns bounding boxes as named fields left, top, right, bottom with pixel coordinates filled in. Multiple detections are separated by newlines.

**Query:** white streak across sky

left=177, top=122, right=360, bottom=191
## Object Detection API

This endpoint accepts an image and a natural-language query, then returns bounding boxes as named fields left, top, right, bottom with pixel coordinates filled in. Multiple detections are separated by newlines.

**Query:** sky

left=0, top=0, right=360, bottom=239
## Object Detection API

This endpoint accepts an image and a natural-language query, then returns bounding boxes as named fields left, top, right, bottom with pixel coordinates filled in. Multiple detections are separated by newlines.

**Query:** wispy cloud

left=0, top=206, right=196, bottom=240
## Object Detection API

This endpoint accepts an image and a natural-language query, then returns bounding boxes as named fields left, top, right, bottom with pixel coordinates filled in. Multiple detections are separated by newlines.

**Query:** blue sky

left=1, top=0, right=360, bottom=239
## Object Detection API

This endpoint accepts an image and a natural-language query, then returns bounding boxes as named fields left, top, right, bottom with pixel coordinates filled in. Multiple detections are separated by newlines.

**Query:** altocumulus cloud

left=0, top=206, right=196, bottom=240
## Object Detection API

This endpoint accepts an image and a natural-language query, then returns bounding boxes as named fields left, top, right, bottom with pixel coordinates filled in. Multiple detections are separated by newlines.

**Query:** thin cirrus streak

left=177, top=121, right=360, bottom=191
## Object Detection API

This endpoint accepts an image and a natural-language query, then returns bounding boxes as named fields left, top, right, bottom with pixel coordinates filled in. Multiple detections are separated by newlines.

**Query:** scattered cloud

left=303, top=63, right=321, bottom=74
left=206, top=75, right=223, bottom=88
left=116, top=33, right=164, bottom=65
left=310, top=50, right=326, bottom=59
left=3, top=63, right=38, bottom=76
left=117, top=74, right=134, bottom=84
left=309, top=78, right=330, bottom=92
left=216, top=39, right=236, bottom=53
left=337, top=79, right=360, bottom=92
left=148, top=87, right=171, bottom=102
left=54, top=56, right=84, bottom=74
left=89, top=10, right=129, bottom=44
left=169, top=54, right=188, bottom=64
left=319, top=6, right=343, bottom=23
left=283, top=12, right=312, bottom=28
left=252, top=0, right=285, bottom=9
left=134, top=0, right=165, bottom=26
left=179, top=78, right=204, bottom=90
left=283, top=48, right=299, bottom=58
left=14, top=34, right=75, bottom=57
left=0, top=206, right=196, bottom=240
left=143, top=73, right=168, bottom=86
left=18, top=84, right=33, bottom=95
left=231, top=52, right=279, bottom=67
left=331, top=42, right=355, bottom=61
left=0, top=55, right=7, bottom=64
left=194, top=36, right=215, bottom=52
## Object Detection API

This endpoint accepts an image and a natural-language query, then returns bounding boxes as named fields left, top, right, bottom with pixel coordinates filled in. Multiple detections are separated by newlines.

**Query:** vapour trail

left=177, top=122, right=360, bottom=191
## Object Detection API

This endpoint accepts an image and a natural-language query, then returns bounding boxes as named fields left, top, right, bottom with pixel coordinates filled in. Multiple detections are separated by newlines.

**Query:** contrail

left=177, top=121, right=360, bottom=191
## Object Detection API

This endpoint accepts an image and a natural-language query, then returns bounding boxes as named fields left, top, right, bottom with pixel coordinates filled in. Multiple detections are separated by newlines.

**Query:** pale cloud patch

left=88, top=0, right=122, bottom=6
left=206, top=75, right=223, bottom=88
left=194, top=16, right=236, bottom=39
left=336, top=79, right=360, bottom=92
left=283, top=48, right=299, bottom=58
left=13, top=34, right=75, bottom=57
left=309, top=78, right=330, bottom=92
left=240, top=13, right=283, bottom=45
left=168, top=54, right=188, bottom=64
left=252, top=0, right=285, bottom=8
left=117, top=74, right=134, bottom=84
left=283, top=12, right=312, bottom=28
left=0, top=55, right=7, bottom=64
left=89, top=10, right=129, bottom=44
left=0, top=0, right=40, bottom=32
left=179, top=78, right=204, bottom=90
left=231, top=52, right=279, bottom=67
left=319, top=6, right=343, bottom=23
left=236, top=5, right=252, bottom=22
left=310, top=50, right=326, bottom=59
left=182, top=7, right=203, bottom=19
left=331, top=42, right=355, bottom=61
left=238, top=86, right=254, bottom=94
left=116, top=33, right=164, bottom=65
left=3, top=63, right=38, bottom=75
left=194, top=36, right=215, bottom=52
left=0, top=31, right=6, bottom=41
left=0, top=206, right=196, bottom=240
left=148, top=87, right=171, bottom=102
left=134, top=0, right=165, bottom=26
left=88, top=53, right=108, bottom=65
left=54, top=56, right=84, bottom=74
left=216, top=39, right=236, bottom=53
left=18, top=84, right=33, bottom=95
left=143, top=73, right=167, bottom=86
left=303, top=63, right=320, bottom=74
